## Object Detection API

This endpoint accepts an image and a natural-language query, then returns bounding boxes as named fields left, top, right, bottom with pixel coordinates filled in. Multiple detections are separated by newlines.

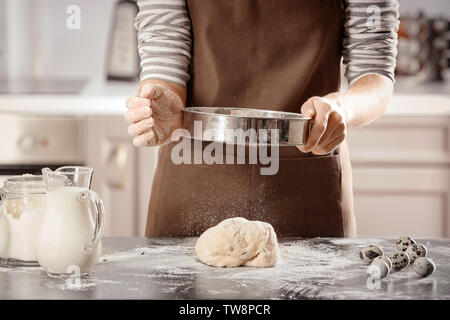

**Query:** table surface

left=1, top=237, right=449, bottom=300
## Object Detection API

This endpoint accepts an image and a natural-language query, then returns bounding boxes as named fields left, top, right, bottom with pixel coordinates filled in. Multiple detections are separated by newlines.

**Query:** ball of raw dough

left=405, top=243, right=427, bottom=263
left=390, top=252, right=410, bottom=271
left=372, top=255, right=392, bottom=270
left=413, top=257, right=436, bottom=277
left=396, top=236, right=416, bottom=252
left=195, top=217, right=280, bottom=268
left=359, top=245, right=383, bottom=264
left=367, top=260, right=390, bottom=279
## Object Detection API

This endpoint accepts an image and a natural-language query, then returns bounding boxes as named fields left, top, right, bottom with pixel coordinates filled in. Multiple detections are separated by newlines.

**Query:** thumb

left=139, top=84, right=163, bottom=100
left=300, top=99, right=316, bottom=118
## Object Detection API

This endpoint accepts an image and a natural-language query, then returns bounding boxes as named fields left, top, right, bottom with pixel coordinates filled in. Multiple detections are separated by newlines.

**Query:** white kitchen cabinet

left=83, top=116, right=158, bottom=237
left=347, top=115, right=450, bottom=238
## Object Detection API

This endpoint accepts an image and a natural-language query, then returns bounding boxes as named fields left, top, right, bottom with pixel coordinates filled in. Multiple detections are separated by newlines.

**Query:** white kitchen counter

left=0, top=80, right=449, bottom=117
left=0, top=80, right=135, bottom=116
left=0, top=95, right=128, bottom=116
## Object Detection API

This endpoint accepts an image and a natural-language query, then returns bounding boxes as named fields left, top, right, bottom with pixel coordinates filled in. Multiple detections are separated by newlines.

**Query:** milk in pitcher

left=37, top=166, right=105, bottom=276
left=37, top=186, right=102, bottom=275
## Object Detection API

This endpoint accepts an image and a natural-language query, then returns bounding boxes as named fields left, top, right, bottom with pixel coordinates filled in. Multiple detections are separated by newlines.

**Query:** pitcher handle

left=78, top=190, right=105, bottom=253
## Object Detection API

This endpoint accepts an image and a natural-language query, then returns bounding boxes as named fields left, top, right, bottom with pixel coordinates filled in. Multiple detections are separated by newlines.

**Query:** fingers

left=139, top=83, right=179, bottom=117
left=125, top=95, right=152, bottom=124
left=300, top=99, right=316, bottom=118
left=125, top=84, right=174, bottom=147
left=125, top=106, right=152, bottom=124
left=324, top=133, right=346, bottom=151
left=125, top=83, right=184, bottom=147
left=127, top=117, right=154, bottom=136
left=299, top=98, right=328, bottom=153
left=317, top=111, right=345, bottom=147
left=133, top=130, right=155, bottom=147
left=298, top=96, right=348, bottom=154
left=312, top=133, right=346, bottom=155
left=126, top=96, right=150, bottom=109
left=139, top=84, right=163, bottom=100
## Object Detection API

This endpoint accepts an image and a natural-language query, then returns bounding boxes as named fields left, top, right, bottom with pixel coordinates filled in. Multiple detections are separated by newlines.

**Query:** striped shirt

left=135, top=0, right=399, bottom=87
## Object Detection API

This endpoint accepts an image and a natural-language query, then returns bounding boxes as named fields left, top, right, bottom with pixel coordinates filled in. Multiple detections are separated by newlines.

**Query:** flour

left=45, top=278, right=121, bottom=292
left=0, top=266, right=41, bottom=274
left=329, top=238, right=384, bottom=246
left=99, top=238, right=356, bottom=289
left=0, top=197, right=44, bottom=263
left=100, top=242, right=205, bottom=276
left=2, top=237, right=448, bottom=299
left=217, top=240, right=355, bottom=283
left=427, top=245, right=450, bottom=257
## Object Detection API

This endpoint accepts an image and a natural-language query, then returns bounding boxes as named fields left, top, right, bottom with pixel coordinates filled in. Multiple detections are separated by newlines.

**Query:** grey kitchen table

left=0, top=237, right=449, bottom=300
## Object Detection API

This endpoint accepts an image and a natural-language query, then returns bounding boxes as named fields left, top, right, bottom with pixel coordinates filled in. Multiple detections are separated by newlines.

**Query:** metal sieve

left=182, top=107, right=311, bottom=145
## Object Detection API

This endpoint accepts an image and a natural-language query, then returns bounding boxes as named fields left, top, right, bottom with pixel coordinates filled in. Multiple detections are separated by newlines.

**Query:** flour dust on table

left=2, top=237, right=448, bottom=299
left=195, top=217, right=280, bottom=268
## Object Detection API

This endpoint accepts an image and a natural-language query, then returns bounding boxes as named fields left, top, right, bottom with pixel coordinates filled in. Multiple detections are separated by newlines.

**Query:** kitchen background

left=0, top=0, right=449, bottom=238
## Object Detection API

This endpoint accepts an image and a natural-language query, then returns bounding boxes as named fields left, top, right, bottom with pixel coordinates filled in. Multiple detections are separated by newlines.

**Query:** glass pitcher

left=0, top=188, right=5, bottom=209
left=37, top=166, right=105, bottom=276
left=0, top=188, right=6, bottom=262
left=0, top=175, right=46, bottom=267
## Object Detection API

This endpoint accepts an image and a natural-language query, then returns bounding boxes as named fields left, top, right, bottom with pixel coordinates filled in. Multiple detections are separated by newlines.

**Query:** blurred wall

left=2, top=0, right=117, bottom=81
left=0, top=0, right=6, bottom=76
left=1, top=0, right=448, bottom=82
left=399, top=0, right=449, bottom=17
left=36, top=0, right=117, bottom=80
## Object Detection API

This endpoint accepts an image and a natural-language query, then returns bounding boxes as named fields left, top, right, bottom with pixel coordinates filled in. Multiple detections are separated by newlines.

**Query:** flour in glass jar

left=0, top=197, right=45, bottom=263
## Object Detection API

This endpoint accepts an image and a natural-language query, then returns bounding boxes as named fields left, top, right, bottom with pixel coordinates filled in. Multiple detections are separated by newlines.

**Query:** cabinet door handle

left=105, top=144, right=128, bottom=189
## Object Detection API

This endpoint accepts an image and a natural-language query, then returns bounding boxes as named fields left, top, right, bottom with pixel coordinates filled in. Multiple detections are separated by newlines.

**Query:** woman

left=125, top=0, right=399, bottom=237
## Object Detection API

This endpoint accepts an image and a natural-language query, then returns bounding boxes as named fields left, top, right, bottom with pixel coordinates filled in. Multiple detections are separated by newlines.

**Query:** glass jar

left=0, top=175, right=46, bottom=267
left=0, top=187, right=5, bottom=212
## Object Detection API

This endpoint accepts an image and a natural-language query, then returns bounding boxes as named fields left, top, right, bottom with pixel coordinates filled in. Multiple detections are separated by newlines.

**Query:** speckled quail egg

left=390, top=252, right=410, bottom=271
left=413, top=257, right=436, bottom=277
left=359, top=245, right=384, bottom=263
left=396, top=236, right=416, bottom=252
left=368, top=260, right=390, bottom=279
left=405, top=243, right=427, bottom=263
left=372, top=255, right=393, bottom=270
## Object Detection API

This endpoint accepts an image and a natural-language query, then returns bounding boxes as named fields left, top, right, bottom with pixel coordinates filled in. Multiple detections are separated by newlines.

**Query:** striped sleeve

left=342, top=0, right=400, bottom=84
left=135, top=0, right=192, bottom=87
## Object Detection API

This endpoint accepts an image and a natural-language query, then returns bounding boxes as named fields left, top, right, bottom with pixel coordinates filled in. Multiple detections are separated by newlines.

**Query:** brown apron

left=145, top=0, right=356, bottom=238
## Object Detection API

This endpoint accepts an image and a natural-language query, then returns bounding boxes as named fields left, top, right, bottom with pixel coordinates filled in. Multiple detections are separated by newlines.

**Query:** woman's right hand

left=125, top=82, right=185, bottom=147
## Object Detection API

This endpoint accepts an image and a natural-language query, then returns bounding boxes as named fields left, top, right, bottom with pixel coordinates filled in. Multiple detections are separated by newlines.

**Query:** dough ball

left=405, top=243, right=427, bottom=263
left=390, top=252, right=410, bottom=271
left=413, top=257, right=436, bottom=277
left=195, top=217, right=280, bottom=268
left=367, top=260, right=390, bottom=279
left=372, top=255, right=392, bottom=270
left=396, top=236, right=416, bottom=252
left=359, top=245, right=383, bottom=264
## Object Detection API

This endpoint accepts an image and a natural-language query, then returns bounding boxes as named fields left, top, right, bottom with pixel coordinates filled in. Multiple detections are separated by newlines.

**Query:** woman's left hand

left=297, top=95, right=348, bottom=155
